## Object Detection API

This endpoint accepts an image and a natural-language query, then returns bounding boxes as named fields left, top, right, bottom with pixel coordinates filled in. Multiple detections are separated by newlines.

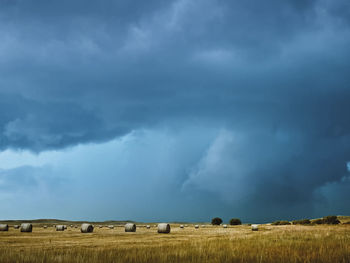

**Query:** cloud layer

left=0, top=0, right=349, bottom=221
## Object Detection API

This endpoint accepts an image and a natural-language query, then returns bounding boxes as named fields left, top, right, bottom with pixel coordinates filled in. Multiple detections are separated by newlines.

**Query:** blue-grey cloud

left=0, top=0, right=350, bottom=221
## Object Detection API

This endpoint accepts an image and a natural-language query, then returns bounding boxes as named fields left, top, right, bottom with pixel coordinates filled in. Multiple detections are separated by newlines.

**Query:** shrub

left=211, top=217, right=223, bottom=225
left=322, top=216, right=340, bottom=225
left=311, top=218, right=324, bottom=224
left=272, top=220, right=291, bottom=225
left=292, top=219, right=311, bottom=225
left=229, top=218, right=242, bottom=225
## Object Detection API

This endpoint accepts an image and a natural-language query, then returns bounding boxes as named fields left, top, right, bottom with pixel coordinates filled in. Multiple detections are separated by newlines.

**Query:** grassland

left=0, top=220, right=349, bottom=263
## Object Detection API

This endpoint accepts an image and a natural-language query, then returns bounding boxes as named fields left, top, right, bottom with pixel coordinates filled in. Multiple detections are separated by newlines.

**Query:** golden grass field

left=0, top=221, right=350, bottom=263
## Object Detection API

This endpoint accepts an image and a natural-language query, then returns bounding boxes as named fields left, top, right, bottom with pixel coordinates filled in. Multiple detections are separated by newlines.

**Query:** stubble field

left=0, top=223, right=350, bottom=263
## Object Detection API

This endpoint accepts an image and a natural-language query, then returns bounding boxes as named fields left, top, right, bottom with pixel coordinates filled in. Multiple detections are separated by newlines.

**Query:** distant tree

left=211, top=217, right=223, bottom=225
left=272, top=220, right=291, bottom=225
left=229, top=218, right=242, bottom=225
left=311, top=219, right=324, bottom=225
left=322, top=216, right=340, bottom=225
left=292, top=219, right=311, bottom=225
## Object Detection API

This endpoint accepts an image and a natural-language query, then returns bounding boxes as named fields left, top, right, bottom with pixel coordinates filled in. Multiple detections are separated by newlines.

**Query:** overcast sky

left=0, top=0, right=349, bottom=223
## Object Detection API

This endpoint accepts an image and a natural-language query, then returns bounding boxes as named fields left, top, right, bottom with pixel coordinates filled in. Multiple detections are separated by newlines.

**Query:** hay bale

left=13, top=225, right=20, bottom=229
left=125, top=223, right=136, bottom=232
left=70, top=225, right=73, bottom=227
left=146, top=225, right=151, bottom=229
left=180, top=225, right=184, bottom=229
left=43, top=225, right=47, bottom=229
left=195, top=225, right=199, bottom=229
left=251, top=224, right=259, bottom=231
left=108, top=225, right=114, bottom=229
left=56, top=225, right=65, bottom=231
left=158, top=223, right=170, bottom=234
left=201, top=225, right=205, bottom=228
left=0, top=224, right=9, bottom=231
left=223, top=224, right=227, bottom=228
left=99, top=225, right=103, bottom=228
left=64, top=225, right=67, bottom=230
left=20, top=223, right=32, bottom=232
left=81, top=223, right=94, bottom=233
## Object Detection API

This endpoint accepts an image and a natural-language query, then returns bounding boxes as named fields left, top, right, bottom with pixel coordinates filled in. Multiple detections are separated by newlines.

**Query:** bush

left=292, top=219, right=311, bottom=225
left=272, top=220, right=291, bottom=225
left=322, top=216, right=340, bottom=225
left=311, top=218, right=324, bottom=224
left=211, top=217, right=223, bottom=225
left=229, top=218, right=242, bottom=225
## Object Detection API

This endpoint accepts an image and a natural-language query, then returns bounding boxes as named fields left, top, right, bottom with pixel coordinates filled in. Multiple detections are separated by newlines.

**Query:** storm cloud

left=0, top=0, right=349, bottom=222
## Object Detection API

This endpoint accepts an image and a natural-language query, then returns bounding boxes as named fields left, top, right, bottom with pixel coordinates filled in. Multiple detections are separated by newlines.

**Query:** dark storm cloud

left=0, top=0, right=350, bottom=220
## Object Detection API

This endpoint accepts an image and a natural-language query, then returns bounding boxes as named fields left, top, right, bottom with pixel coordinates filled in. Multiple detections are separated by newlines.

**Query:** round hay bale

left=195, top=225, right=199, bottom=229
left=185, top=225, right=188, bottom=227
left=125, top=223, right=136, bottom=232
left=64, top=225, right=67, bottom=230
left=223, top=224, right=227, bottom=228
left=56, top=225, right=65, bottom=231
left=146, top=225, right=151, bottom=229
left=180, top=225, right=184, bottom=229
left=99, top=225, right=103, bottom=228
left=43, top=225, right=47, bottom=229
left=0, top=224, right=9, bottom=231
left=108, top=225, right=114, bottom=229
left=20, top=223, right=32, bottom=232
left=201, top=225, right=205, bottom=228
left=81, top=223, right=94, bottom=233
left=13, top=225, right=20, bottom=229
left=251, top=224, right=259, bottom=231
left=158, top=223, right=170, bottom=234
left=70, top=225, right=73, bottom=228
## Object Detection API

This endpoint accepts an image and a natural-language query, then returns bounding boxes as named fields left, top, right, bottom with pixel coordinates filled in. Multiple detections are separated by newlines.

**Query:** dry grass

left=0, top=224, right=349, bottom=263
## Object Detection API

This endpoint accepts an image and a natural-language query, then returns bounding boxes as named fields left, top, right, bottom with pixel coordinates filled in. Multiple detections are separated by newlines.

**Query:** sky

left=0, top=0, right=350, bottom=223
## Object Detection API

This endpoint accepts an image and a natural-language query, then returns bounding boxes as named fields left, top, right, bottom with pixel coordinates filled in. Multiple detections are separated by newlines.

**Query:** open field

left=0, top=222, right=350, bottom=263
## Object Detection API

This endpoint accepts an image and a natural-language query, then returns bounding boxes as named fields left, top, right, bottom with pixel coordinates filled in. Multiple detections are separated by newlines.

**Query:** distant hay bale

left=81, top=223, right=94, bottom=233
left=201, top=225, right=205, bottom=228
left=195, top=225, right=199, bottom=229
left=180, top=225, right=184, bottom=229
left=99, top=225, right=103, bottom=228
left=64, top=225, right=67, bottom=230
left=158, top=223, right=171, bottom=234
left=185, top=225, right=188, bottom=227
left=56, top=225, right=65, bottom=231
left=223, top=224, right=227, bottom=228
left=108, top=225, right=114, bottom=229
left=13, top=225, right=20, bottom=229
left=125, top=223, right=136, bottom=232
left=43, top=225, right=47, bottom=229
left=20, top=223, right=33, bottom=232
left=70, top=225, right=73, bottom=228
left=0, top=224, right=9, bottom=231
left=146, top=225, right=151, bottom=229
left=251, top=224, right=259, bottom=231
